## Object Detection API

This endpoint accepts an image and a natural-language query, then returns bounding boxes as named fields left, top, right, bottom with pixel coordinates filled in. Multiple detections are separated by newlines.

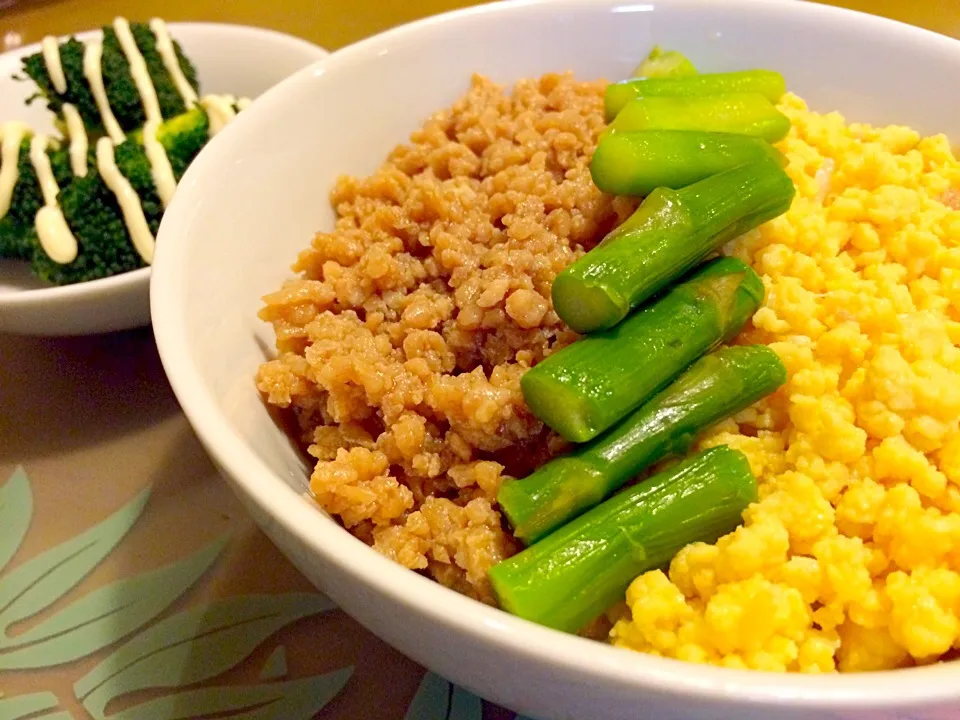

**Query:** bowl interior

left=152, top=0, right=960, bottom=715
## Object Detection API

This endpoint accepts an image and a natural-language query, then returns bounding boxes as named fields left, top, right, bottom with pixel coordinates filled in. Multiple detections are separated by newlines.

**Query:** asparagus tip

left=631, top=46, right=698, bottom=79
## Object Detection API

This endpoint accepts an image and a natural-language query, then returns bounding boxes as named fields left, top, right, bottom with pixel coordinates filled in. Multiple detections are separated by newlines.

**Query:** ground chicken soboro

left=612, top=94, right=960, bottom=672
left=256, top=73, right=635, bottom=603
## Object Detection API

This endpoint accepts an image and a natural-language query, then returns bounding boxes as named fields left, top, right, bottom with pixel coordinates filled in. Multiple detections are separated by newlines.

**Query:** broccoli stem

left=501, top=345, right=785, bottom=544
left=590, top=129, right=787, bottom=197
left=606, top=70, right=787, bottom=122
left=607, top=93, right=792, bottom=142
left=489, top=445, right=758, bottom=634
left=129, top=106, right=211, bottom=179
left=630, top=46, right=698, bottom=79
left=553, top=155, right=794, bottom=334
left=522, top=257, right=765, bottom=444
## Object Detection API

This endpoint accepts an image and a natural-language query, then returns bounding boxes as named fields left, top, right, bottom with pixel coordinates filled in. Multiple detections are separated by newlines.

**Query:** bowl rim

left=0, top=21, right=326, bottom=307
left=152, top=0, right=960, bottom=710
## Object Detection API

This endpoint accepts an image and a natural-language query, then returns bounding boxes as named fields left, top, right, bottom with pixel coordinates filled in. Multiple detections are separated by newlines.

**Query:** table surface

left=0, top=2, right=956, bottom=719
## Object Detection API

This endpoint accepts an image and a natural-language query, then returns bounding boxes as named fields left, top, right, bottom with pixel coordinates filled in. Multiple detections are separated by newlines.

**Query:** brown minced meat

left=256, top=72, right=636, bottom=604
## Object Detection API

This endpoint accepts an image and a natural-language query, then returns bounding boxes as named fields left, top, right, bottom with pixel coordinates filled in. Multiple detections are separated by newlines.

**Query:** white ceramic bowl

left=151, top=1, right=960, bottom=718
left=0, top=23, right=327, bottom=336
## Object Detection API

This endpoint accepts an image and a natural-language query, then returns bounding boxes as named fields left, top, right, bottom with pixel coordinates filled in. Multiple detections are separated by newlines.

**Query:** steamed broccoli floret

left=21, top=39, right=98, bottom=133
left=0, top=139, right=42, bottom=260
left=8, top=140, right=42, bottom=223
left=96, top=27, right=153, bottom=133
left=28, top=108, right=205, bottom=285
left=30, top=169, right=144, bottom=285
left=114, top=136, right=164, bottom=223
left=4, top=103, right=211, bottom=280
left=130, top=23, right=199, bottom=123
left=0, top=218, right=32, bottom=259
left=29, top=140, right=161, bottom=285
left=160, top=107, right=209, bottom=178
left=20, top=23, right=200, bottom=136
left=0, top=135, right=77, bottom=260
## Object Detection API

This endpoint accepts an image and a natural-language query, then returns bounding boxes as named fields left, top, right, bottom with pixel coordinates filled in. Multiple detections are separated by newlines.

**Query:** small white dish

left=0, top=22, right=328, bottom=336
left=152, top=1, right=960, bottom=719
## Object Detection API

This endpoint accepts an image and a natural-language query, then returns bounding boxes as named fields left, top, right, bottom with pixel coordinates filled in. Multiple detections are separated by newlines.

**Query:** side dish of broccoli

left=0, top=17, right=251, bottom=287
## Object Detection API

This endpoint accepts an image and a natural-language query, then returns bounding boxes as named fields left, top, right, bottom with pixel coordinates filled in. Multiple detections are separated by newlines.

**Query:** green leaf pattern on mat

left=0, top=467, right=506, bottom=720
left=76, top=593, right=335, bottom=719
left=449, top=684, right=484, bottom=720
left=0, top=692, right=76, bottom=719
left=405, top=671, right=449, bottom=720
left=0, top=467, right=32, bottom=575
left=0, top=486, right=150, bottom=654
left=260, top=644, right=289, bottom=680
left=100, top=668, right=354, bottom=720
left=0, top=692, right=60, bottom=719
left=0, top=537, right=227, bottom=670
left=0, top=468, right=349, bottom=720
left=405, top=672, right=483, bottom=720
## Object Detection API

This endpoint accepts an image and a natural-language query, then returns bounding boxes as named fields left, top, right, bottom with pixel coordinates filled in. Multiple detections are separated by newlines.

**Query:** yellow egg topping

left=611, top=93, right=960, bottom=673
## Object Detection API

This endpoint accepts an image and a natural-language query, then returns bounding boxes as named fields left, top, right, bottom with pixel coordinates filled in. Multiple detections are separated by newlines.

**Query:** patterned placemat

left=0, top=330, right=530, bottom=720
left=0, top=463, right=539, bottom=720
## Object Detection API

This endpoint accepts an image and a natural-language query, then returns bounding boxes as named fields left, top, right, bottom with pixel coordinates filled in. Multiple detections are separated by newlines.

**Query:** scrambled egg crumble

left=610, top=94, right=960, bottom=672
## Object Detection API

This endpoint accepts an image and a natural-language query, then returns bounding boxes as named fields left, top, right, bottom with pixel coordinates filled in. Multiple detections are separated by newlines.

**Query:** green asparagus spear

left=489, top=445, right=757, bottom=634
left=606, top=70, right=786, bottom=121
left=501, top=345, right=784, bottom=544
left=607, top=70, right=785, bottom=120
left=606, top=93, right=791, bottom=142
left=523, top=257, right=764, bottom=443
left=554, top=155, right=793, bottom=334
left=631, top=46, right=698, bottom=79
left=590, top=129, right=787, bottom=197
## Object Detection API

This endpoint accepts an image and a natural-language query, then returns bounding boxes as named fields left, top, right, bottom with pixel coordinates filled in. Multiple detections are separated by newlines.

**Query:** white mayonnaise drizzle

left=0, top=121, right=28, bottom=218
left=29, top=134, right=59, bottom=204
left=36, top=206, right=78, bottom=263
left=83, top=39, right=125, bottom=144
left=30, top=133, right=79, bottom=264
left=96, top=137, right=154, bottom=264
left=41, top=36, right=67, bottom=94
left=113, top=17, right=178, bottom=206
left=61, top=103, right=88, bottom=177
left=113, top=17, right=162, bottom=124
left=143, top=118, right=177, bottom=207
left=149, top=18, right=197, bottom=108
left=199, top=94, right=237, bottom=136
